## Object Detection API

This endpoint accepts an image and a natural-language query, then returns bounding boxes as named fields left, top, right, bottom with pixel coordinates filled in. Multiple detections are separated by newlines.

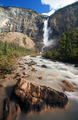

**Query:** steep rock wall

left=0, top=7, right=47, bottom=51
left=48, top=2, right=78, bottom=49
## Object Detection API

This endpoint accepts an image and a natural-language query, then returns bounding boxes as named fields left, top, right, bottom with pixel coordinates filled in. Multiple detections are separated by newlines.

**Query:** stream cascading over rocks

left=18, top=56, right=78, bottom=120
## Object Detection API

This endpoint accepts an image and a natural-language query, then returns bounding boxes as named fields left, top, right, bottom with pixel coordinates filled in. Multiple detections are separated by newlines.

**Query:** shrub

left=0, top=41, right=37, bottom=76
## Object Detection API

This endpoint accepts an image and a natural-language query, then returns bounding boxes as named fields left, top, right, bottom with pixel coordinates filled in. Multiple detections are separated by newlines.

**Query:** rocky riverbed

left=0, top=55, right=78, bottom=120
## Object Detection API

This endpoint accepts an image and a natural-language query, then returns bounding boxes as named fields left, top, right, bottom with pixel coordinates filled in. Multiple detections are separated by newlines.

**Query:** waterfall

left=42, top=18, right=54, bottom=52
left=43, top=18, right=49, bottom=47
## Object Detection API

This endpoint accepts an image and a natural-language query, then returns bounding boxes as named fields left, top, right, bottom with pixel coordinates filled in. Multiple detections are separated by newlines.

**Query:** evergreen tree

left=65, top=28, right=72, bottom=58
left=69, top=31, right=77, bottom=55
left=4, top=41, right=8, bottom=55
left=60, top=33, right=66, bottom=55
left=43, top=29, right=78, bottom=63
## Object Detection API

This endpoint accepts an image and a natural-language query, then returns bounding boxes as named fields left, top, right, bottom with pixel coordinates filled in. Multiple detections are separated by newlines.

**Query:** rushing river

left=17, top=55, right=78, bottom=120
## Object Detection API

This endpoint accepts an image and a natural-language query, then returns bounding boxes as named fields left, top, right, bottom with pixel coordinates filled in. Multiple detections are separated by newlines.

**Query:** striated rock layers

left=12, top=79, right=68, bottom=113
left=0, top=6, right=47, bottom=51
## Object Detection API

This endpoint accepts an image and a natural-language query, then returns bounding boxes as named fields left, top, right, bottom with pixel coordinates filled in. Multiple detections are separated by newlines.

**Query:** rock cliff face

left=0, top=2, right=78, bottom=51
left=0, top=32, right=36, bottom=51
left=48, top=2, right=78, bottom=49
left=0, top=6, right=47, bottom=51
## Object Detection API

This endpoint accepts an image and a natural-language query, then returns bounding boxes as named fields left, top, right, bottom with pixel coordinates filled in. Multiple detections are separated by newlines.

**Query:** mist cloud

left=42, top=9, right=55, bottom=16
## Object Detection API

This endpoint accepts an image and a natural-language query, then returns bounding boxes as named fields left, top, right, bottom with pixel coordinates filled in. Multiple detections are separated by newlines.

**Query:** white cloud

left=42, top=9, right=55, bottom=16
left=41, top=0, right=78, bottom=13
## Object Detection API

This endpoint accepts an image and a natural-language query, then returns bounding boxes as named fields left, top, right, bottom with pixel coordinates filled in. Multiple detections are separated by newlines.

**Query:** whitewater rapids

left=17, top=55, right=78, bottom=120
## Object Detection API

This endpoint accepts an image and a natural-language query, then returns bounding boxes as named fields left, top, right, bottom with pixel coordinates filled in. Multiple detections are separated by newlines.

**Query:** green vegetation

left=42, top=29, right=78, bottom=64
left=0, top=41, right=37, bottom=76
left=23, top=37, right=26, bottom=45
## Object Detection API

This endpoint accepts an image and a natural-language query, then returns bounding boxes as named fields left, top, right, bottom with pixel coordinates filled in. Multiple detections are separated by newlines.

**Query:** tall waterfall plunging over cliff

left=42, top=18, right=54, bottom=52
left=43, top=18, right=49, bottom=47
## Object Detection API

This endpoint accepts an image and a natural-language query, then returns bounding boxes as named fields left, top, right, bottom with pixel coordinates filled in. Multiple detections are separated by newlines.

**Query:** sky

left=0, top=0, right=78, bottom=16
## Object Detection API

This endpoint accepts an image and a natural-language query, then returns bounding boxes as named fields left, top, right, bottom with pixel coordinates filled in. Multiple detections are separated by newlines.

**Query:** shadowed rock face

left=3, top=97, right=11, bottom=120
left=0, top=6, right=47, bottom=51
left=3, top=97, right=20, bottom=120
left=11, top=79, right=68, bottom=113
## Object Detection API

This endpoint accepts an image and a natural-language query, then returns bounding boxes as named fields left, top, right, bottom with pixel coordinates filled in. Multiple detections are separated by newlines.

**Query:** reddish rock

left=61, top=80, right=75, bottom=92
left=3, top=97, right=21, bottom=120
left=11, top=102, right=20, bottom=120
left=3, top=97, right=11, bottom=120
left=11, top=79, right=68, bottom=113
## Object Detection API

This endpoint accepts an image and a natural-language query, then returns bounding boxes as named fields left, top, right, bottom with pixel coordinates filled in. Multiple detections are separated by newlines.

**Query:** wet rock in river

left=31, top=68, right=37, bottom=72
left=14, top=73, right=21, bottom=79
left=22, top=75, right=30, bottom=78
left=11, top=79, right=68, bottom=113
left=22, top=72, right=30, bottom=78
left=28, top=61, right=37, bottom=66
left=41, top=65, right=47, bottom=68
left=23, top=72, right=27, bottom=75
left=22, top=67, right=26, bottom=70
left=75, top=64, right=78, bottom=67
left=37, top=77, right=43, bottom=80
left=61, top=80, right=75, bottom=92
left=19, top=62, right=24, bottom=65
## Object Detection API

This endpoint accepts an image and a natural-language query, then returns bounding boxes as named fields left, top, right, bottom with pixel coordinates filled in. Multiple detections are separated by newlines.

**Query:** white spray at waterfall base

left=43, top=18, right=54, bottom=48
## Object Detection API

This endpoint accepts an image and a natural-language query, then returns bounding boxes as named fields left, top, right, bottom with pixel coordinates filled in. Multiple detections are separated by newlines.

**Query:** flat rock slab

left=12, top=79, right=68, bottom=113
left=61, top=80, right=75, bottom=92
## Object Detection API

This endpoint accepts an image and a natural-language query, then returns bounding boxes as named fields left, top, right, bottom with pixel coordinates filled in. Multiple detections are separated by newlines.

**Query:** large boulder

left=11, top=79, right=68, bottom=113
